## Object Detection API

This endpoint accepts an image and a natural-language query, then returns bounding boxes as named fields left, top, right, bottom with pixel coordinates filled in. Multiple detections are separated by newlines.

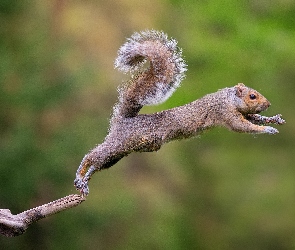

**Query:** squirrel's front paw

left=264, top=126, right=279, bottom=134
left=271, top=114, right=286, bottom=125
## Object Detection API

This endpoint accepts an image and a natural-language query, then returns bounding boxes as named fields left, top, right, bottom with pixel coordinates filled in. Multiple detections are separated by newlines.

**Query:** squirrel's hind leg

left=74, top=142, right=129, bottom=196
left=74, top=157, right=92, bottom=196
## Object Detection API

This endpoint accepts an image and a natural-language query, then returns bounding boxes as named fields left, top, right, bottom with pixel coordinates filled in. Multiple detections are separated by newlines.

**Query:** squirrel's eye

left=249, top=94, right=256, bottom=100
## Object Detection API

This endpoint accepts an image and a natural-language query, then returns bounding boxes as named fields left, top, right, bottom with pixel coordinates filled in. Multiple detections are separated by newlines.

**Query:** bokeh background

left=0, top=0, right=294, bottom=249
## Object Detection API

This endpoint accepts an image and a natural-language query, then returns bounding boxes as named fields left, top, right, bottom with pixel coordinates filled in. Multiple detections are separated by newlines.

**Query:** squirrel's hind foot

left=74, top=178, right=90, bottom=197
left=74, top=164, right=98, bottom=196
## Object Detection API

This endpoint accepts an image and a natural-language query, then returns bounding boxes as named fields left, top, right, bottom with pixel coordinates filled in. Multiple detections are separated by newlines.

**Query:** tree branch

left=0, top=194, right=85, bottom=237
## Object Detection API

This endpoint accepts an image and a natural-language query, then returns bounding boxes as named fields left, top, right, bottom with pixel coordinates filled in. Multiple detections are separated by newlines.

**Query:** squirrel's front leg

left=226, top=114, right=279, bottom=134
left=246, top=114, right=285, bottom=126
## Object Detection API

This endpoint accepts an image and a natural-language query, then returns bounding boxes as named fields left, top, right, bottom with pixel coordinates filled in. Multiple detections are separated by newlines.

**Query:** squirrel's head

left=235, top=83, right=271, bottom=114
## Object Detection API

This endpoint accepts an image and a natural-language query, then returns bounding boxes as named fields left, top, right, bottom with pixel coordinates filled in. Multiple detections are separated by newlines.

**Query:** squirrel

left=74, top=30, right=285, bottom=196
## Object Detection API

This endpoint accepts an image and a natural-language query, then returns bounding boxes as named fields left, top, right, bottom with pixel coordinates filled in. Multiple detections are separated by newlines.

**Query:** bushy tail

left=113, top=30, right=187, bottom=118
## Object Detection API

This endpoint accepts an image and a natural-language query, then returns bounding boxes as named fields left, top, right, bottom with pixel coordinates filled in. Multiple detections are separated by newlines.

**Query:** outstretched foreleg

left=246, top=114, right=285, bottom=126
left=226, top=113, right=285, bottom=134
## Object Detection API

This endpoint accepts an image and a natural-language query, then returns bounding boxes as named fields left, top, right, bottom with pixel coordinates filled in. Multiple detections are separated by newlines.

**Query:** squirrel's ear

left=235, top=83, right=245, bottom=97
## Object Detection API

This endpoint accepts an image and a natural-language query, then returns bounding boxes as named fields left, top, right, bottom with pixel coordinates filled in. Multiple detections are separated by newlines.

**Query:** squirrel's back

left=113, top=30, right=187, bottom=118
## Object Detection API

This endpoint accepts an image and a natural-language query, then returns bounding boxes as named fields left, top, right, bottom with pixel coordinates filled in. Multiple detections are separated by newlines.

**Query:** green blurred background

left=0, top=0, right=294, bottom=249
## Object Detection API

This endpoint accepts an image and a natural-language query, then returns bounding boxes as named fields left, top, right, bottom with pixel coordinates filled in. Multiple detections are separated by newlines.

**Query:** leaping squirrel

left=74, top=30, right=285, bottom=195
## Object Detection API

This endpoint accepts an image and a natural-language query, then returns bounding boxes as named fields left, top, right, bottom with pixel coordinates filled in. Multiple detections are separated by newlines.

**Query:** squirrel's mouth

left=249, top=103, right=270, bottom=115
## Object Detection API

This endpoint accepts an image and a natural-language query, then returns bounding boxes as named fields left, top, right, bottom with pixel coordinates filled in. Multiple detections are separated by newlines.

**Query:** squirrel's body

left=75, top=30, right=285, bottom=195
left=110, top=85, right=272, bottom=148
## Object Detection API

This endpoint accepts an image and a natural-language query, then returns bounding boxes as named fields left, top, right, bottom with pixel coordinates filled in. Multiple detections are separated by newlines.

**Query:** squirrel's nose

left=262, top=100, right=271, bottom=111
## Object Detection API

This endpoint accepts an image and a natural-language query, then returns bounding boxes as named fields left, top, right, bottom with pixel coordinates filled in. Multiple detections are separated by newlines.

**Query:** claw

left=74, top=178, right=89, bottom=197
left=272, top=114, right=285, bottom=125
left=264, top=126, right=279, bottom=134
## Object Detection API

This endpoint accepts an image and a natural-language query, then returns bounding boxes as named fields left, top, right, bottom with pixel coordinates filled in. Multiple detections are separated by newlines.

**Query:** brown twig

left=0, top=194, right=85, bottom=237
